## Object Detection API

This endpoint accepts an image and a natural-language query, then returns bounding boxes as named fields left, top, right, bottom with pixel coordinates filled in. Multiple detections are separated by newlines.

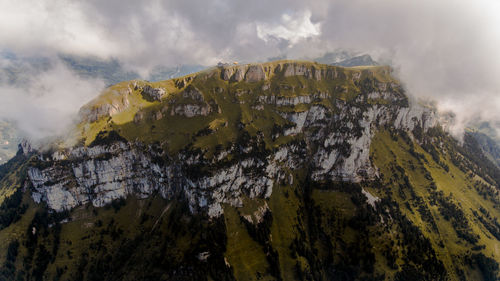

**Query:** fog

left=0, top=60, right=105, bottom=139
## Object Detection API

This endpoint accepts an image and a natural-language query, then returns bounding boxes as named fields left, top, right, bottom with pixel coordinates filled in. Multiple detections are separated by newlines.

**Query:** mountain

left=314, top=51, right=378, bottom=67
left=1, top=60, right=500, bottom=281
left=470, top=131, right=500, bottom=168
left=332, top=55, right=378, bottom=67
left=468, top=121, right=500, bottom=168
left=313, top=50, right=355, bottom=65
left=0, top=52, right=204, bottom=87
left=147, top=64, right=207, bottom=82
left=58, top=55, right=139, bottom=86
left=59, top=54, right=205, bottom=86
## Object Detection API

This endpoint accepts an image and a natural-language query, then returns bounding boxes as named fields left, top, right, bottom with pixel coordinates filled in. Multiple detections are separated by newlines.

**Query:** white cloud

left=256, top=10, right=321, bottom=46
left=0, top=61, right=105, bottom=139
left=0, top=0, right=119, bottom=58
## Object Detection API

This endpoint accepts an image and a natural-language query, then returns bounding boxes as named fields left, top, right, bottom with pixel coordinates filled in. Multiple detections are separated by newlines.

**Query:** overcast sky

left=1, top=0, right=500, bottom=139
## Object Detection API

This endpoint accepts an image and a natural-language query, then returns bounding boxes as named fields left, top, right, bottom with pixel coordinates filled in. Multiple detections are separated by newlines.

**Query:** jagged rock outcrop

left=181, top=85, right=205, bottom=102
left=18, top=139, right=33, bottom=155
left=221, top=67, right=234, bottom=81
left=220, top=64, right=267, bottom=82
left=168, top=85, right=212, bottom=117
left=245, top=65, right=266, bottom=82
left=142, top=85, right=167, bottom=101
left=174, top=76, right=194, bottom=89
left=284, top=63, right=322, bottom=81
left=232, top=67, right=245, bottom=82
left=394, top=103, right=438, bottom=133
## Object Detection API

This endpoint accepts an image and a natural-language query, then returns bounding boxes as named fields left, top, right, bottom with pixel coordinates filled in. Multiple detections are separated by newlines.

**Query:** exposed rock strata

left=28, top=87, right=438, bottom=217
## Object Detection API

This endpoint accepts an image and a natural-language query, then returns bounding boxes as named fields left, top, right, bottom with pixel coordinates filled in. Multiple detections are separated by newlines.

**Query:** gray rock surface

left=142, top=85, right=167, bottom=101
left=245, top=65, right=266, bottom=82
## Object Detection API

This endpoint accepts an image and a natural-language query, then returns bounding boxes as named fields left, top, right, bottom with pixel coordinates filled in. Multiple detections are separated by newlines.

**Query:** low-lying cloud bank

left=1, top=0, right=500, bottom=141
left=0, top=60, right=105, bottom=140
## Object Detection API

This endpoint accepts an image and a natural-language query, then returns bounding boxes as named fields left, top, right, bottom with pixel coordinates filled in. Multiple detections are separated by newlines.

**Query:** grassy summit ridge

left=76, top=60, right=398, bottom=153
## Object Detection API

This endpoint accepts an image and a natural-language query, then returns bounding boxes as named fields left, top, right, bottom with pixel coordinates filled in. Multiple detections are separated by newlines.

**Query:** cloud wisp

left=0, top=59, right=105, bottom=140
left=256, top=10, right=321, bottom=47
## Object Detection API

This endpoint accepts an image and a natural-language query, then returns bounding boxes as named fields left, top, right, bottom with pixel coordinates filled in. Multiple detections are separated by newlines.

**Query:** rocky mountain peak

left=18, top=139, right=32, bottom=155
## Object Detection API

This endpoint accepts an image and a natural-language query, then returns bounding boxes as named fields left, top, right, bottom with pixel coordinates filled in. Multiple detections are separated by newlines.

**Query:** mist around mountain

left=1, top=52, right=205, bottom=86
left=331, top=55, right=378, bottom=67
left=0, top=52, right=205, bottom=164
left=271, top=50, right=379, bottom=68
left=313, top=51, right=378, bottom=67
left=59, top=54, right=205, bottom=86
left=0, top=60, right=499, bottom=280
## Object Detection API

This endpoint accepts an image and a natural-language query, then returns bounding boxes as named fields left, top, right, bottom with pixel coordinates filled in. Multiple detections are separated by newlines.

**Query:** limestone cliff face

left=221, top=64, right=267, bottom=82
left=219, top=61, right=389, bottom=83
left=27, top=77, right=439, bottom=217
